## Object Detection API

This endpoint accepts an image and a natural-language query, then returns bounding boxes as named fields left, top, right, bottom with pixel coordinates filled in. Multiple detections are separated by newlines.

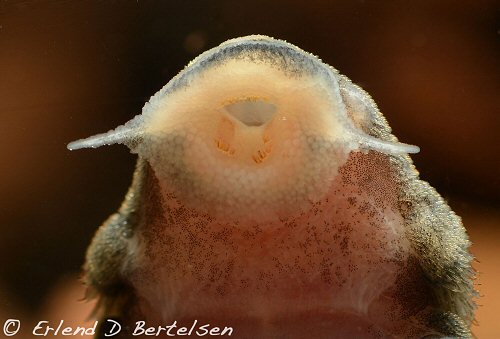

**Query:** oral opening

left=224, top=98, right=277, bottom=127
left=214, top=98, right=280, bottom=165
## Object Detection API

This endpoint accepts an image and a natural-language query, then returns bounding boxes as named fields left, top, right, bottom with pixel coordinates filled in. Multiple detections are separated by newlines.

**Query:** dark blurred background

left=0, top=0, right=498, bottom=336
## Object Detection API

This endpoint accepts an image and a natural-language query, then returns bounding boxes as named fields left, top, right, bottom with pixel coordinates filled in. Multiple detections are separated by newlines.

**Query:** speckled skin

left=78, top=36, right=476, bottom=338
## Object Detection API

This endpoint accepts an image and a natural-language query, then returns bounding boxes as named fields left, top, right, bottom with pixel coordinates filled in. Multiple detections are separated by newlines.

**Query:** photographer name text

left=2, top=319, right=233, bottom=337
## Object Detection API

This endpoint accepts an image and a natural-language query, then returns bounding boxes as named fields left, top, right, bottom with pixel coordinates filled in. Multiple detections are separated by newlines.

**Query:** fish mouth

left=224, top=97, right=277, bottom=127
left=213, top=97, right=285, bottom=165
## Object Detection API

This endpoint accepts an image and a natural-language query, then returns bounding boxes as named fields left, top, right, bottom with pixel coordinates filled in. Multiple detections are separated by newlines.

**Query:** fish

left=68, top=35, right=476, bottom=338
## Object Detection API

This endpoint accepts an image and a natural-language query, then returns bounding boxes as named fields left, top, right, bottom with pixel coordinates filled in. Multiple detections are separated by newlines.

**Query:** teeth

left=216, top=103, right=277, bottom=164
left=215, top=116, right=236, bottom=156
left=252, top=144, right=272, bottom=164
left=215, top=138, right=235, bottom=155
left=252, top=154, right=263, bottom=164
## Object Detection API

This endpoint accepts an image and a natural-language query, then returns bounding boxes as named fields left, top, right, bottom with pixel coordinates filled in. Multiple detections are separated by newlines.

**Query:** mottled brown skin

left=83, top=76, right=475, bottom=339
